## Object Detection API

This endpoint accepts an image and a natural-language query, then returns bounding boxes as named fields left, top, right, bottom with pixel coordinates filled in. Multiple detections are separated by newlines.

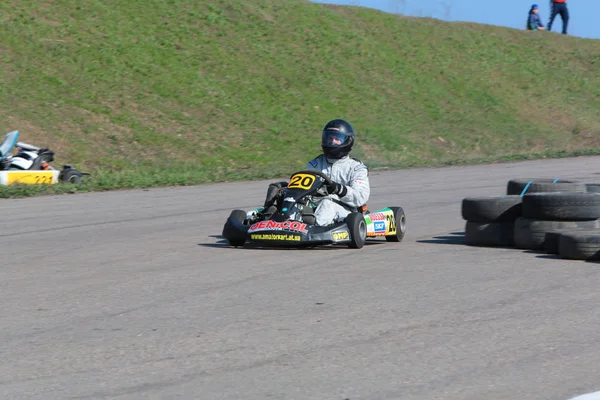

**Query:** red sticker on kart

left=368, top=212, right=386, bottom=221
left=249, top=220, right=308, bottom=233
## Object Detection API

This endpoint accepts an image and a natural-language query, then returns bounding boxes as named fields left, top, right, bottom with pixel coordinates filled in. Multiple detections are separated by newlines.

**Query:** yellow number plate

left=288, top=173, right=316, bottom=190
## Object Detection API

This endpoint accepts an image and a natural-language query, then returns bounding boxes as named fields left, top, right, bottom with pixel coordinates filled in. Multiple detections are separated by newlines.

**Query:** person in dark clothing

left=548, top=0, right=569, bottom=34
left=527, top=4, right=546, bottom=30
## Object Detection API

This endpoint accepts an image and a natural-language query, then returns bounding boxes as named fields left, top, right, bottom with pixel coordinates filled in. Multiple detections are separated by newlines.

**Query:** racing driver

left=263, top=119, right=370, bottom=226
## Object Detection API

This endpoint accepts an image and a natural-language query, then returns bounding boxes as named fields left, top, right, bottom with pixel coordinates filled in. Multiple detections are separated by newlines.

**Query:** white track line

left=569, top=391, right=600, bottom=400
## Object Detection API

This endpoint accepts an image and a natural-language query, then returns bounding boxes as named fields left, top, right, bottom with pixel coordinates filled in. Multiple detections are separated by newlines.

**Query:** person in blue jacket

left=526, top=4, right=546, bottom=31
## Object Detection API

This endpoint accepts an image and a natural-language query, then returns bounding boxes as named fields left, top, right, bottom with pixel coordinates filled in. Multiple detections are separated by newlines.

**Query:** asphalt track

left=3, top=156, right=600, bottom=400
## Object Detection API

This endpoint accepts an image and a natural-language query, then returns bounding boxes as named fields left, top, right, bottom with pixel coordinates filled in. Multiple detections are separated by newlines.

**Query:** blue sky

left=312, top=0, right=600, bottom=39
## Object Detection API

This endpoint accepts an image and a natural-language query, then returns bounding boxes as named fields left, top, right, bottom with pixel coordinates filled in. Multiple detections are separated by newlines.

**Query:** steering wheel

left=290, top=169, right=333, bottom=197
left=291, top=169, right=333, bottom=185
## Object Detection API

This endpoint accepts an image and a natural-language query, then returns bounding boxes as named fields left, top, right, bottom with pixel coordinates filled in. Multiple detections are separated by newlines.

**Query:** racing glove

left=326, top=181, right=348, bottom=198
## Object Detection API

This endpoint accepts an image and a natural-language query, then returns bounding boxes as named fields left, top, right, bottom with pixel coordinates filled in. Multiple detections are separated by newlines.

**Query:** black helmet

left=321, top=119, right=355, bottom=159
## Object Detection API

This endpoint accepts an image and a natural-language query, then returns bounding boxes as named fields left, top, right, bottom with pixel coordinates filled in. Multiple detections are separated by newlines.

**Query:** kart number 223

left=288, top=174, right=315, bottom=190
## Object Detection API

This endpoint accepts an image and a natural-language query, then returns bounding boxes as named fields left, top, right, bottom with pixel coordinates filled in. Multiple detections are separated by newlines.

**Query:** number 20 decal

left=386, top=213, right=397, bottom=234
left=288, top=174, right=316, bottom=190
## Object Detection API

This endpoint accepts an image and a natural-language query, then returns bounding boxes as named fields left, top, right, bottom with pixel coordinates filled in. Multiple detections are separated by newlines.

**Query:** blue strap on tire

left=520, top=178, right=561, bottom=197
left=520, top=180, right=534, bottom=197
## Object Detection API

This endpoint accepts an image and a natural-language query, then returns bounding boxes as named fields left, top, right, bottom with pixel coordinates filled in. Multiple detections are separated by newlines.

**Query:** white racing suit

left=306, top=154, right=370, bottom=226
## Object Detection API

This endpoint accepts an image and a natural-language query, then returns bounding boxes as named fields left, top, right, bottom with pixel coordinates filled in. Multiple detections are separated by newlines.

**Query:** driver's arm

left=339, top=164, right=370, bottom=207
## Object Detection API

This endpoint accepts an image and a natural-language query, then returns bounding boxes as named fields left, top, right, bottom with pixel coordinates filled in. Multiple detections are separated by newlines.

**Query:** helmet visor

left=322, top=131, right=351, bottom=147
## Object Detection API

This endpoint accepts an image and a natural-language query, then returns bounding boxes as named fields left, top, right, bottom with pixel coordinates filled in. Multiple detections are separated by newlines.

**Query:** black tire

left=544, top=231, right=562, bottom=254
left=465, top=221, right=514, bottom=247
left=346, top=212, right=367, bottom=249
left=385, top=207, right=406, bottom=242
left=544, top=228, right=600, bottom=254
left=513, top=217, right=600, bottom=250
left=222, top=209, right=248, bottom=247
left=507, top=178, right=585, bottom=195
left=558, top=231, right=600, bottom=261
left=522, top=192, right=600, bottom=221
left=60, top=168, right=83, bottom=184
left=461, top=196, right=522, bottom=222
left=586, top=184, right=600, bottom=193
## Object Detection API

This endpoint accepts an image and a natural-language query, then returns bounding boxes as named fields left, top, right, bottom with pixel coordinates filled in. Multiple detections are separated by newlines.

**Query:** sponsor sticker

left=250, top=233, right=301, bottom=241
left=332, top=231, right=349, bottom=240
left=366, top=210, right=396, bottom=237
left=368, top=212, right=386, bottom=221
left=374, top=221, right=386, bottom=233
left=249, top=220, right=308, bottom=233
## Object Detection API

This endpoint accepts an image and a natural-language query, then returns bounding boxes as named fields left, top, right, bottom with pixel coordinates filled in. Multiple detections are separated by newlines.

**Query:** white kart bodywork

left=0, top=130, right=61, bottom=185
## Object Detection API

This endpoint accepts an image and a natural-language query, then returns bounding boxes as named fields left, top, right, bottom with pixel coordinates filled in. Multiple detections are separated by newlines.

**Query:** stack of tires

left=462, top=178, right=600, bottom=262
left=510, top=179, right=600, bottom=260
left=461, top=195, right=522, bottom=247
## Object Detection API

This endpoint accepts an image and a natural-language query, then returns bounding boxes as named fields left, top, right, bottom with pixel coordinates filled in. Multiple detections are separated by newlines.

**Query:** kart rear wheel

left=346, top=212, right=367, bottom=249
left=60, top=168, right=83, bottom=184
left=223, top=209, right=248, bottom=247
left=386, top=207, right=406, bottom=242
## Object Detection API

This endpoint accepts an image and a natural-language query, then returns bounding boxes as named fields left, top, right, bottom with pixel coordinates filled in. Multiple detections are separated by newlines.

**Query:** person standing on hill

left=527, top=4, right=546, bottom=31
left=547, top=0, right=569, bottom=34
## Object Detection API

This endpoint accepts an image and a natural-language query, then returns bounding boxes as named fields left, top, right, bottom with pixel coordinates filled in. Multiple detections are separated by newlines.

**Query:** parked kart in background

left=222, top=169, right=406, bottom=249
left=0, top=130, right=89, bottom=185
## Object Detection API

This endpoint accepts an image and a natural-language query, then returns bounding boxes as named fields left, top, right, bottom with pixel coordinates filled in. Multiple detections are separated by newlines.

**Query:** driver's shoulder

left=307, top=154, right=326, bottom=168
left=348, top=157, right=368, bottom=171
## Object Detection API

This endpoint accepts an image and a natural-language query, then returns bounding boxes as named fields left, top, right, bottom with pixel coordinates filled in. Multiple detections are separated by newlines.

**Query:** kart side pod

left=0, top=166, right=90, bottom=185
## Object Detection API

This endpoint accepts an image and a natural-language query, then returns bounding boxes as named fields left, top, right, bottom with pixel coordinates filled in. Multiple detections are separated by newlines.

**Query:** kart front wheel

left=386, top=206, right=406, bottom=242
left=346, top=212, right=367, bottom=249
left=223, top=209, right=248, bottom=247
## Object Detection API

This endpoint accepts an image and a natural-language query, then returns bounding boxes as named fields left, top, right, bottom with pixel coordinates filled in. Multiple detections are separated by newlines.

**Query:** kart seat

left=29, top=149, right=55, bottom=170
left=0, top=130, right=19, bottom=162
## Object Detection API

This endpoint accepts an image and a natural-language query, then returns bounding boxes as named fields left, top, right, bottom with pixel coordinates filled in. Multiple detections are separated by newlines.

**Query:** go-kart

left=222, top=170, right=406, bottom=249
left=0, top=130, right=89, bottom=184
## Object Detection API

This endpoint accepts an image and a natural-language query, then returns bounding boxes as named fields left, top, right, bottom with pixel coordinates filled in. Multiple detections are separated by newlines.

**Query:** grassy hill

left=0, top=0, right=599, bottom=195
